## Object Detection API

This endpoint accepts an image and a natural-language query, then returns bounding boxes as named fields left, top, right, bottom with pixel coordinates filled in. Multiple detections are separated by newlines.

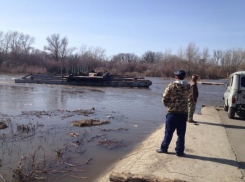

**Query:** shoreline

left=97, top=106, right=244, bottom=182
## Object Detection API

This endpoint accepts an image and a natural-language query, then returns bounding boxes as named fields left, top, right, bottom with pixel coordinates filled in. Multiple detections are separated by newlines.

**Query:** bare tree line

left=0, top=30, right=244, bottom=78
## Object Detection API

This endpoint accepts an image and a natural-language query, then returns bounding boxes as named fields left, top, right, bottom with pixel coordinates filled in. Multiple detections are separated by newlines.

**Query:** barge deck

left=15, top=72, right=152, bottom=87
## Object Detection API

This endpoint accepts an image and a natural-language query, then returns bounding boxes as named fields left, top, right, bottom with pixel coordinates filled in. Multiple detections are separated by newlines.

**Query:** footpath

left=97, top=106, right=244, bottom=182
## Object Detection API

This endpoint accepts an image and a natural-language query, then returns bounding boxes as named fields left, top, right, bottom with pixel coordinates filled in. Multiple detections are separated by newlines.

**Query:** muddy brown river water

left=0, top=75, right=226, bottom=182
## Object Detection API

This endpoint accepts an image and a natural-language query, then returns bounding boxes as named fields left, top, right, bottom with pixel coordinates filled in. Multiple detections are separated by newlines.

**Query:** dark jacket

left=189, top=80, right=199, bottom=102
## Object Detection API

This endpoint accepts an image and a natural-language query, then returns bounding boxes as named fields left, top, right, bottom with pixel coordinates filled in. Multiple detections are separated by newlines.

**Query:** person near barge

left=156, top=70, right=190, bottom=157
left=188, top=74, right=199, bottom=123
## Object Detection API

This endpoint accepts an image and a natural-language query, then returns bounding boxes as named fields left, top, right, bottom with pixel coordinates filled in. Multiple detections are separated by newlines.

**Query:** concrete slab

left=97, top=106, right=244, bottom=182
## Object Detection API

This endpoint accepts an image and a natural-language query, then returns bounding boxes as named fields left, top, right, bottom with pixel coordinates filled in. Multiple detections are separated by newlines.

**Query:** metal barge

left=15, top=71, right=152, bottom=87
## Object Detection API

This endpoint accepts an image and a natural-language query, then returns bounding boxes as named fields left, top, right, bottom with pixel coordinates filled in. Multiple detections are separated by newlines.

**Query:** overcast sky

left=1, top=0, right=244, bottom=57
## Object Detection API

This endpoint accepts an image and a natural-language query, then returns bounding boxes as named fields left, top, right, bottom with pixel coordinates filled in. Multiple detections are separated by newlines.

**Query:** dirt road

left=218, top=109, right=245, bottom=178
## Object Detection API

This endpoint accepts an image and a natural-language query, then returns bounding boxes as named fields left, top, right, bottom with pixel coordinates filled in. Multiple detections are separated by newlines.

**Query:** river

left=0, top=75, right=226, bottom=182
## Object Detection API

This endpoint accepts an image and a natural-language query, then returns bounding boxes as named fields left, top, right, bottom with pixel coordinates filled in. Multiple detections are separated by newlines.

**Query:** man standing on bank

left=156, top=70, right=190, bottom=156
left=188, top=74, right=199, bottom=124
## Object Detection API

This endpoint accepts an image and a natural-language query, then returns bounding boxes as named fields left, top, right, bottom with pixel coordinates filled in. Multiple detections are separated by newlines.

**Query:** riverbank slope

left=97, top=106, right=244, bottom=182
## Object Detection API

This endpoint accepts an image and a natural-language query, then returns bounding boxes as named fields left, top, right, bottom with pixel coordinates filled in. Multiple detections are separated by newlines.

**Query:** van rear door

left=238, top=75, right=245, bottom=105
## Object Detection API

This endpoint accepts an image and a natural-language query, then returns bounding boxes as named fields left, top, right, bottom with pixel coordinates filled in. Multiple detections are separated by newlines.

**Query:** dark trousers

left=161, top=113, right=188, bottom=154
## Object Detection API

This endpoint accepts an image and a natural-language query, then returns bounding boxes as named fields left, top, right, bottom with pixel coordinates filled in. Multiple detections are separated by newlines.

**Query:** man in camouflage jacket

left=156, top=70, right=190, bottom=156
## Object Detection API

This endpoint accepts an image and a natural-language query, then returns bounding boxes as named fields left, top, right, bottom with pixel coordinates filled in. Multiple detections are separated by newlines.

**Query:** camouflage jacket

left=162, top=82, right=190, bottom=114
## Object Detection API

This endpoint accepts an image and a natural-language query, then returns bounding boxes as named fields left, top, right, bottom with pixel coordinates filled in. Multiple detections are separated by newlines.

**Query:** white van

left=224, top=71, right=245, bottom=119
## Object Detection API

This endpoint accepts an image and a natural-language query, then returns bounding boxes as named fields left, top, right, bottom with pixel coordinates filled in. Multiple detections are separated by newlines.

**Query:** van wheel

left=228, top=107, right=235, bottom=119
left=224, top=103, right=228, bottom=111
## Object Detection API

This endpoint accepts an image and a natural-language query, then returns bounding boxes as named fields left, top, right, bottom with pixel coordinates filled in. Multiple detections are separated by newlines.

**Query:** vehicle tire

left=228, top=107, right=235, bottom=119
left=224, top=103, right=228, bottom=111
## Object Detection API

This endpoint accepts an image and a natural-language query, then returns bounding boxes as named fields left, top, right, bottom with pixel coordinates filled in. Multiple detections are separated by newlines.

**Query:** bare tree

left=232, top=49, right=244, bottom=71
left=240, top=49, right=245, bottom=70
left=125, top=53, right=138, bottom=62
left=185, top=42, right=200, bottom=63
left=177, top=46, right=185, bottom=59
left=3, top=31, right=12, bottom=54
left=220, top=48, right=244, bottom=75
left=199, top=48, right=210, bottom=63
left=79, top=44, right=87, bottom=56
left=59, top=36, right=68, bottom=60
left=142, top=51, right=156, bottom=64
left=155, top=52, right=164, bottom=63
left=92, top=47, right=106, bottom=61
left=0, top=31, right=4, bottom=64
left=163, top=49, right=172, bottom=58
left=79, top=46, right=106, bottom=60
left=213, top=49, right=223, bottom=65
left=20, top=34, right=35, bottom=54
left=1, top=31, right=35, bottom=64
left=111, top=53, right=122, bottom=62
left=111, top=53, right=138, bottom=63
left=44, top=34, right=72, bottom=61
left=77, top=46, right=106, bottom=70
left=161, top=50, right=179, bottom=67
left=9, top=31, right=22, bottom=55
left=0, top=31, right=3, bottom=53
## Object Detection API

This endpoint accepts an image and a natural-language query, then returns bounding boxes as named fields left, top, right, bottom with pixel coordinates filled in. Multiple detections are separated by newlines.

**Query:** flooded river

left=0, top=75, right=226, bottom=182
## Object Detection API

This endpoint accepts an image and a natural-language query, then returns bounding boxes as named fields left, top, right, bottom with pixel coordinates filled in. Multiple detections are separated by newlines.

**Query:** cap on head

left=174, top=70, right=186, bottom=80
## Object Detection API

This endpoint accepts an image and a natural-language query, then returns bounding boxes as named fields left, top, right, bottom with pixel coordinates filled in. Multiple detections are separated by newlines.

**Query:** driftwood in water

left=109, top=172, right=186, bottom=182
left=0, top=122, right=7, bottom=129
left=72, top=119, right=110, bottom=127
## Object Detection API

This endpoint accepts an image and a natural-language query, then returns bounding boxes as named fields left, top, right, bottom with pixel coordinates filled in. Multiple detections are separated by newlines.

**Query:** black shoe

left=188, top=120, right=197, bottom=123
left=176, top=152, right=185, bottom=157
left=156, top=149, right=168, bottom=153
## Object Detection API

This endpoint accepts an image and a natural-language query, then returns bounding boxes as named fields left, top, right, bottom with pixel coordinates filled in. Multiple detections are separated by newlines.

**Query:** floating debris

left=68, top=132, right=79, bottom=137
left=107, top=115, right=115, bottom=119
left=54, top=149, right=63, bottom=160
left=17, top=124, right=35, bottom=133
left=36, top=122, right=44, bottom=127
left=21, top=110, right=51, bottom=117
left=0, top=121, right=7, bottom=129
left=72, top=109, right=94, bottom=116
left=72, top=140, right=82, bottom=147
left=72, top=119, right=110, bottom=127
left=97, top=139, right=127, bottom=149
left=87, top=134, right=106, bottom=142
left=100, top=128, right=128, bottom=132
